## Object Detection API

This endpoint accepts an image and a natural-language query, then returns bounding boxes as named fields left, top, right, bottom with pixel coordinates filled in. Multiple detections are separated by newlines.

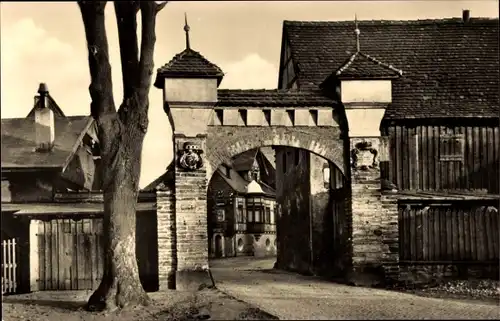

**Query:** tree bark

left=78, top=0, right=166, bottom=312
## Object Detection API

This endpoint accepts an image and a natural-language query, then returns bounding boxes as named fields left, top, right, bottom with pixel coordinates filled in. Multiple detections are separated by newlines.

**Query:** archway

left=205, top=144, right=350, bottom=277
left=205, top=126, right=348, bottom=183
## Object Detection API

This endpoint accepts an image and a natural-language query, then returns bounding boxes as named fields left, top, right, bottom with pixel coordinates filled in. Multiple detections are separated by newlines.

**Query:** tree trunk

left=87, top=118, right=148, bottom=312
left=77, top=1, right=166, bottom=311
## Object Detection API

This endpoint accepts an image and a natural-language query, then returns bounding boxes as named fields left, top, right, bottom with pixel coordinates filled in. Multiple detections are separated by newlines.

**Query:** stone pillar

left=350, top=137, right=399, bottom=282
left=156, top=186, right=176, bottom=290
left=173, top=135, right=212, bottom=290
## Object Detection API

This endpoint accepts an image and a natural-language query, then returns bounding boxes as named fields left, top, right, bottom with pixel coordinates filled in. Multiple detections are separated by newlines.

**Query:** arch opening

left=206, top=144, right=351, bottom=278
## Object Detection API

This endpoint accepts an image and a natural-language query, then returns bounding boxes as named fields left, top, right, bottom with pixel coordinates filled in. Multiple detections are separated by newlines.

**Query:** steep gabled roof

left=232, top=149, right=259, bottom=172
left=283, top=17, right=499, bottom=119
left=334, top=51, right=403, bottom=79
left=1, top=116, right=93, bottom=170
left=154, top=48, right=224, bottom=88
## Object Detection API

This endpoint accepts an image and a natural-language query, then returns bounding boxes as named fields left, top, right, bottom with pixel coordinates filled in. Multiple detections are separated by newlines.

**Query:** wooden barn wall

left=398, top=201, right=499, bottom=263
left=382, top=120, right=499, bottom=193
left=36, top=211, right=158, bottom=292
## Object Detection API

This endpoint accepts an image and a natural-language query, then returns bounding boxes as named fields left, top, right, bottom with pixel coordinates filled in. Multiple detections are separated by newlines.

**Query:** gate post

left=349, top=137, right=399, bottom=282
left=153, top=26, right=224, bottom=289
left=29, top=219, right=40, bottom=292
left=340, top=77, right=401, bottom=284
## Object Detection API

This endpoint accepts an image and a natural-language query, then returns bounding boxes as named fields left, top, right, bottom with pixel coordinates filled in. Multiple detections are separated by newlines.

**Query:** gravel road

left=210, top=257, right=500, bottom=320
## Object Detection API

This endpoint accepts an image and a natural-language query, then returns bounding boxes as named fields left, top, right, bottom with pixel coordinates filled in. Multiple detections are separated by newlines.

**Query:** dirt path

left=210, top=257, right=500, bottom=320
left=2, top=288, right=276, bottom=321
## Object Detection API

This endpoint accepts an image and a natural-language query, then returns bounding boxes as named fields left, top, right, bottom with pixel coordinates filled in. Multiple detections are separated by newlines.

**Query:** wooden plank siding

left=383, top=121, right=500, bottom=194
left=398, top=201, right=499, bottom=263
left=36, top=211, right=158, bottom=291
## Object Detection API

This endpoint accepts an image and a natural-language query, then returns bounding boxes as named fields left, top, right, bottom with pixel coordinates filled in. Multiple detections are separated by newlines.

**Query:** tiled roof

left=1, top=116, right=92, bottom=169
left=232, top=149, right=258, bottom=172
left=216, top=167, right=248, bottom=194
left=216, top=89, right=337, bottom=107
left=154, top=48, right=224, bottom=88
left=335, top=51, right=403, bottom=79
left=284, top=18, right=499, bottom=119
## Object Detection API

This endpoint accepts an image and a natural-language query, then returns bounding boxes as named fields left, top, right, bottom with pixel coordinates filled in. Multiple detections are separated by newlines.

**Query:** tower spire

left=354, top=14, right=360, bottom=52
left=184, top=12, right=191, bottom=50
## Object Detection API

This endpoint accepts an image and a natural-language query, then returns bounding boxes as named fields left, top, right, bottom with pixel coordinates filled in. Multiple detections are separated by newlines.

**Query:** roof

left=232, top=149, right=258, bottom=171
left=1, top=116, right=92, bottom=170
left=283, top=17, right=499, bottom=119
left=3, top=202, right=155, bottom=216
left=247, top=180, right=264, bottom=194
left=216, top=166, right=249, bottom=194
left=154, top=48, right=224, bottom=88
left=141, top=161, right=175, bottom=191
left=334, top=51, right=403, bottom=79
left=216, top=89, right=336, bottom=107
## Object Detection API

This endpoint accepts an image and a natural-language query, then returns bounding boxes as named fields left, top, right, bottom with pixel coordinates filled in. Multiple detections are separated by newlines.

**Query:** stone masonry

left=350, top=137, right=399, bottom=282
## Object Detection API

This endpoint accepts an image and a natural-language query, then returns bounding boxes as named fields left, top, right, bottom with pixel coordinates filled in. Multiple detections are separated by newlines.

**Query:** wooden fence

left=398, top=202, right=499, bottom=263
left=36, top=211, right=158, bottom=291
left=2, top=238, right=18, bottom=294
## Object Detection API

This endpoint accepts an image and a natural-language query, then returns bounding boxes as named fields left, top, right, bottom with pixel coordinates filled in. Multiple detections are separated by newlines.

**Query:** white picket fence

left=2, top=238, right=18, bottom=294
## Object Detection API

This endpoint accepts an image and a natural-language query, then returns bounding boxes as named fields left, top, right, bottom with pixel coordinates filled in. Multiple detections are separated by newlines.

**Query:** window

left=247, top=209, right=254, bottom=222
left=236, top=207, right=244, bottom=223
left=247, top=198, right=254, bottom=222
left=216, top=209, right=225, bottom=222
left=254, top=208, right=261, bottom=223
left=282, top=152, right=287, bottom=173
left=237, top=238, right=244, bottom=251
left=439, top=134, right=464, bottom=162
left=265, top=207, right=271, bottom=224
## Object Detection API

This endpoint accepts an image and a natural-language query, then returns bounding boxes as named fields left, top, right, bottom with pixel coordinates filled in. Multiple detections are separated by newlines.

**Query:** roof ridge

left=335, top=52, right=359, bottom=76
left=158, top=48, right=224, bottom=75
left=359, top=52, right=404, bottom=76
left=334, top=51, right=403, bottom=77
left=284, top=17, right=498, bottom=26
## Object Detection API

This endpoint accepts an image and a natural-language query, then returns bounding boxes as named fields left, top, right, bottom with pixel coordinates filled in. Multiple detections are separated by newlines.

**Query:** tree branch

left=78, top=1, right=117, bottom=121
left=138, top=1, right=166, bottom=92
left=114, top=1, right=140, bottom=102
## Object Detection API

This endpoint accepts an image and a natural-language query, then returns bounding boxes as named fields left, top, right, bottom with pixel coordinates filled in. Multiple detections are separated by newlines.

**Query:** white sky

left=1, top=1, right=498, bottom=188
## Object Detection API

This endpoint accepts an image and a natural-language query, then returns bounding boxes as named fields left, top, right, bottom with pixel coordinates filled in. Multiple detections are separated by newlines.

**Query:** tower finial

left=184, top=12, right=191, bottom=49
left=354, top=14, right=360, bottom=52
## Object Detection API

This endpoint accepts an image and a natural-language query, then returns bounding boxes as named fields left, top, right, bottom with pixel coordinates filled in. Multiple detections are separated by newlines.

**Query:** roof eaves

left=61, top=117, right=95, bottom=173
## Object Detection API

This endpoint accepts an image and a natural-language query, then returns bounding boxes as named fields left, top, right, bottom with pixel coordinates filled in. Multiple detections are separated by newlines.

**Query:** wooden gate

left=37, top=212, right=158, bottom=291
left=1, top=238, right=18, bottom=294
left=37, top=219, right=104, bottom=290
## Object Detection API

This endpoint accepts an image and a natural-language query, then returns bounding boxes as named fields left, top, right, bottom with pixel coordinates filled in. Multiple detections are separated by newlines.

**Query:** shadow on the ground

left=2, top=297, right=87, bottom=311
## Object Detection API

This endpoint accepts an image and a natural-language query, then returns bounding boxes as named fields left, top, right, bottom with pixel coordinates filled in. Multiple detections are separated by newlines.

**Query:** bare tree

left=77, top=0, right=167, bottom=312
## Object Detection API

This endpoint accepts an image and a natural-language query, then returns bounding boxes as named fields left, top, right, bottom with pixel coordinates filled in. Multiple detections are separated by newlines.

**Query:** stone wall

left=397, top=263, right=500, bottom=287
left=206, top=126, right=345, bottom=181
left=156, top=187, right=176, bottom=290
left=275, top=147, right=312, bottom=274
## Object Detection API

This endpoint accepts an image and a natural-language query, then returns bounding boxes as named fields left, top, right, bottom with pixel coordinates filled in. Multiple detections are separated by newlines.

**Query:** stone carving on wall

left=178, top=141, right=204, bottom=171
left=351, top=140, right=379, bottom=171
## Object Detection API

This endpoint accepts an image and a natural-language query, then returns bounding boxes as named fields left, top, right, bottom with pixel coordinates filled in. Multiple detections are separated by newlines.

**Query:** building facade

left=207, top=148, right=278, bottom=258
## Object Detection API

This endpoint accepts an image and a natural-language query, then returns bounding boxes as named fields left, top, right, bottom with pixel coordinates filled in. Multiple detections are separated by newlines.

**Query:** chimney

left=462, top=9, right=470, bottom=23
left=35, top=83, right=55, bottom=152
